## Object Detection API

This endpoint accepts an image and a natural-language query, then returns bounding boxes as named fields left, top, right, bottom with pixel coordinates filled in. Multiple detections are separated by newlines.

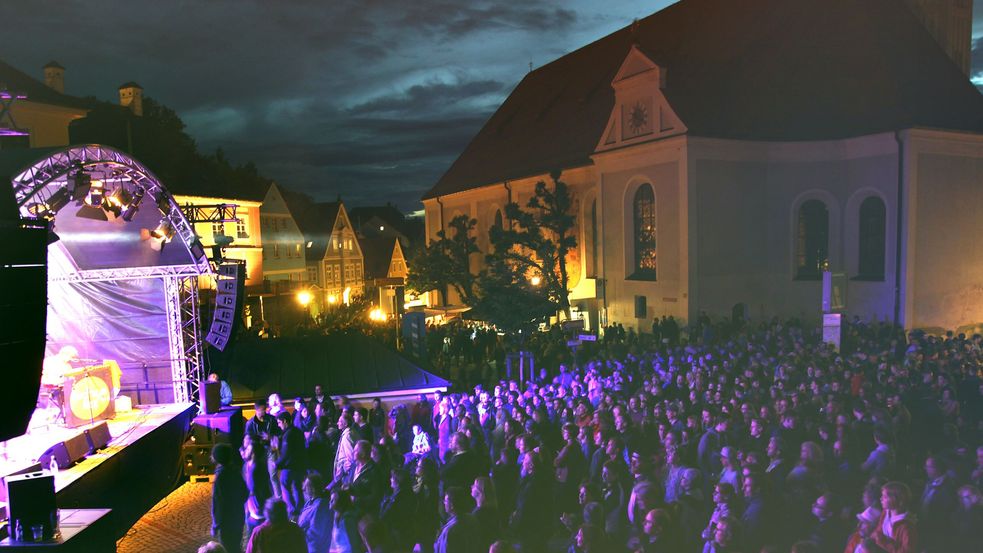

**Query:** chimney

left=43, top=61, right=65, bottom=93
left=118, top=82, right=144, bottom=116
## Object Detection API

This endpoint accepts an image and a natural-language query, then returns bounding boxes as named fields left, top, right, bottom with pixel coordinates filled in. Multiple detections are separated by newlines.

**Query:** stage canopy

left=228, top=332, right=450, bottom=402
left=3, top=144, right=210, bottom=406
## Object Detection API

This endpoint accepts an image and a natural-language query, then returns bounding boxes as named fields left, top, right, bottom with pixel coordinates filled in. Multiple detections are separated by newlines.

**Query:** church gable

left=596, top=44, right=686, bottom=153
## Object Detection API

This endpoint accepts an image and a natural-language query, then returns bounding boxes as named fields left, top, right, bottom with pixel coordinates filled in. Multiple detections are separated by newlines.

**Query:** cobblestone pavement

left=117, top=480, right=219, bottom=553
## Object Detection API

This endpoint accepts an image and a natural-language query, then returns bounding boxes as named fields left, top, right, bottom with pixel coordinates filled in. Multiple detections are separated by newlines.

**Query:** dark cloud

left=348, top=80, right=504, bottom=116
left=398, top=3, right=578, bottom=39
left=0, top=0, right=674, bottom=210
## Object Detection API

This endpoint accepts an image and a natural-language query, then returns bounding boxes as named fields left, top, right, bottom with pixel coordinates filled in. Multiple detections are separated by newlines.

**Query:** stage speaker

left=206, top=261, right=245, bottom=351
left=5, top=471, right=56, bottom=538
left=192, top=407, right=244, bottom=446
left=634, top=295, right=648, bottom=319
left=200, top=380, right=221, bottom=414
left=39, top=432, right=89, bottom=470
left=84, top=421, right=112, bottom=453
left=0, top=221, right=47, bottom=442
left=182, top=444, right=215, bottom=477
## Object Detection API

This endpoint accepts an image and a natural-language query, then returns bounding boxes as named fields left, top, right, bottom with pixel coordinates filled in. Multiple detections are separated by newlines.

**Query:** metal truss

left=181, top=203, right=239, bottom=224
left=49, top=263, right=206, bottom=283
left=163, top=275, right=204, bottom=403
left=179, top=276, right=204, bottom=404
left=10, top=144, right=211, bottom=274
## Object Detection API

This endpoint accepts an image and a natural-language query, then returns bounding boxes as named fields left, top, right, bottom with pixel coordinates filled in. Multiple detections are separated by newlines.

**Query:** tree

left=483, top=172, right=578, bottom=322
left=406, top=214, right=480, bottom=306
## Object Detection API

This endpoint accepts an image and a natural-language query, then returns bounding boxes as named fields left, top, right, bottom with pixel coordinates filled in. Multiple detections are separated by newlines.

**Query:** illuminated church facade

left=422, top=0, right=983, bottom=333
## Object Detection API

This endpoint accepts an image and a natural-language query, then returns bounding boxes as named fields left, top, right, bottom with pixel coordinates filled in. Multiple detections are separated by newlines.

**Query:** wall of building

left=593, top=137, right=688, bottom=330
left=260, top=184, right=306, bottom=282
left=174, top=195, right=264, bottom=286
left=688, top=134, right=899, bottom=324
left=907, top=129, right=983, bottom=332
left=8, top=100, right=86, bottom=147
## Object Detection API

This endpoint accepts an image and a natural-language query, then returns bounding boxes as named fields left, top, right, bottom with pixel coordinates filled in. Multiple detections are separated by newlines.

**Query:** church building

left=422, top=0, right=983, bottom=332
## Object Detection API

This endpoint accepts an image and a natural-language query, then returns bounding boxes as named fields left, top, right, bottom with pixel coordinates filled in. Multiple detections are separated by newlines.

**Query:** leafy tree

left=483, top=171, right=578, bottom=321
left=406, top=214, right=479, bottom=306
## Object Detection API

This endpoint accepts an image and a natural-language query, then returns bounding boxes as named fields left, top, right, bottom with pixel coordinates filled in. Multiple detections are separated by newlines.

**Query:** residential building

left=291, top=199, right=365, bottom=313
left=361, top=235, right=409, bottom=316
left=422, top=0, right=983, bottom=333
left=0, top=59, right=89, bottom=149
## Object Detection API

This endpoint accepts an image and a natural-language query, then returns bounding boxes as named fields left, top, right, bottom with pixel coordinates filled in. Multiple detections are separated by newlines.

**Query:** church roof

left=424, top=0, right=983, bottom=200
left=0, top=58, right=91, bottom=111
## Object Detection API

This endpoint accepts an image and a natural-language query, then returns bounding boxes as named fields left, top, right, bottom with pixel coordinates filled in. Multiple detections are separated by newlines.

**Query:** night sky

left=4, top=0, right=983, bottom=212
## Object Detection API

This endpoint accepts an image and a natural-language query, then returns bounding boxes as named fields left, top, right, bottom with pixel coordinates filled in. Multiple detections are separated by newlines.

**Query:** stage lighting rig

left=84, top=179, right=105, bottom=207
left=67, top=166, right=91, bottom=203
left=121, top=187, right=145, bottom=222
left=102, top=187, right=133, bottom=221
left=142, top=218, right=176, bottom=252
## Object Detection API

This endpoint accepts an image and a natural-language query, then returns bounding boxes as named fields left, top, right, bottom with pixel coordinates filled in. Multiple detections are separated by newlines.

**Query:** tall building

left=423, top=0, right=983, bottom=332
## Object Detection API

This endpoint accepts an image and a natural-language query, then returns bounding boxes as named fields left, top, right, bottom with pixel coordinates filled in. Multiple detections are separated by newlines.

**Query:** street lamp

left=530, top=275, right=542, bottom=286
left=327, top=294, right=338, bottom=305
left=296, top=290, right=313, bottom=307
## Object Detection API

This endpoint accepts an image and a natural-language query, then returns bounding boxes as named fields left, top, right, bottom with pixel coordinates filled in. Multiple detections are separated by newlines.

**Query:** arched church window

left=796, top=199, right=829, bottom=279
left=493, top=209, right=503, bottom=230
left=633, top=184, right=657, bottom=279
left=586, top=200, right=598, bottom=278
left=857, top=196, right=886, bottom=280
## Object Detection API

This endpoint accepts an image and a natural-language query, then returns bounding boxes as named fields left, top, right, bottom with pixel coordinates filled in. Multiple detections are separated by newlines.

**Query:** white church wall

left=688, top=135, right=899, bottom=324
left=595, top=139, right=687, bottom=330
left=907, top=130, right=983, bottom=332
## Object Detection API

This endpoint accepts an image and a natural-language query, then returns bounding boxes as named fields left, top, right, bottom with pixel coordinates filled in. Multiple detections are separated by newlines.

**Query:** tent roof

left=228, top=333, right=448, bottom=400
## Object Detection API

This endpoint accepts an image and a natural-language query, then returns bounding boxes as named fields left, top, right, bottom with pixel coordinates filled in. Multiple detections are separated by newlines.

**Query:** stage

left=0, top=403, right=195, bottom=541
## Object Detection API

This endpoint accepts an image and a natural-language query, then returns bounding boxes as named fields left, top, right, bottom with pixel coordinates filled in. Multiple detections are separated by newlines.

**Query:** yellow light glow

left=530, top=275, right=542, bottom=286
left=369, top=308, right=386, bottom=322
left=327, top=294, right=338, bottom=304
left=296, top=290, right=313, bottom=307
left=343, top=287, right=351, bottom=305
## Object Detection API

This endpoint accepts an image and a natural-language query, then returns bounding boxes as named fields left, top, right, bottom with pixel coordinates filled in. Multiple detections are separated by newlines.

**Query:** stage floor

left=0, top=403, right=193, bottom=496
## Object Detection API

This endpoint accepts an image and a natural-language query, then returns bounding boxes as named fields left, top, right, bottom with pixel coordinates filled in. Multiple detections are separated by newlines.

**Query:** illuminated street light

left=296, top=290, right=313, bottom=307
left=369, top=308, right=386, bottom=322
left=327, top=294, right=338, bottom=304
left=530, top=275, right=542, bottom=286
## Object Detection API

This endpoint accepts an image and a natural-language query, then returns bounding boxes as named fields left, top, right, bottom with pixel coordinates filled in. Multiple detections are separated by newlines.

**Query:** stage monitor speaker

left=200, top=380, right=221, bottom=414
left=634, top=295, right=647, bottom=319
left=206, top=261, right=245, bottom=351
left=0, top=222, right=47, bottom=442
left=182, top=444, right=215, bottom=477
left=192, top=407, right=244, bottom=446
left=39, top=432, right=89, bottom=470
left=5, top=471, right=56, bottom=538
left=84, top=421, right=112, bottom=453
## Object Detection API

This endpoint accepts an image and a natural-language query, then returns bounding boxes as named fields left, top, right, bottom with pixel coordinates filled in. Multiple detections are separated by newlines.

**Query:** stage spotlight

left=156, top=193, right=171, bottom=216
left=102, top=187, right=132, bottom=221
left=25, top=202, right=54, bottom=220
left=47, top=187, right=70, bottom=214
left=68, top=169, right=91, bottom=203
left=76, top=204, right=109, bottom=221
left=143, top=219, right=176, bottom=252
left=84, top=180, right=105, bottom=207
left=121, top=187, right=145, bottom=222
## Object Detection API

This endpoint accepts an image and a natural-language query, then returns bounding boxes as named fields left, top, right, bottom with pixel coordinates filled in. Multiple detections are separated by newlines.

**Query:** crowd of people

left=206, top=316, right=983, bottom=553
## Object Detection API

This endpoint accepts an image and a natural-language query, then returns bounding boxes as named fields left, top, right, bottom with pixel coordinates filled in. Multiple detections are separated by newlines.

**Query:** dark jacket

left=276, top=426, right=307, bottom=472
left=213, top=463, right=249, bottom=535
left=441, top=449, right=482, bottom=490
left=348, top=461, right=384, bottom=515
left=379, top=489, right=417, bottom=550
